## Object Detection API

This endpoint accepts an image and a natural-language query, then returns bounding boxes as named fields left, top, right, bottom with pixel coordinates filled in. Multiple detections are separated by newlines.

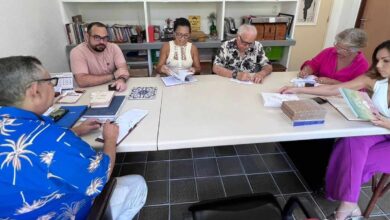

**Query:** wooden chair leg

left=363, top=174, right=390, bottom=218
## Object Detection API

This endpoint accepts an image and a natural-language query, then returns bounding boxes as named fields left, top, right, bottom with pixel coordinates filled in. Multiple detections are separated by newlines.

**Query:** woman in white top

left=280, top=40, right=390, bottom=220
left=156, top=17, right=201, bottom=75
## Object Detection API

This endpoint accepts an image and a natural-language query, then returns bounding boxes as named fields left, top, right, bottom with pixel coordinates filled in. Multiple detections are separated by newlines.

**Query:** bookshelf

left=60, top=0, right=298, bottom=75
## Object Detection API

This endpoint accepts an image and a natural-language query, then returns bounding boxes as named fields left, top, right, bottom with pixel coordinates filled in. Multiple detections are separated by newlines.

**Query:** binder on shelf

left=83, top=96, right=126, bottom=120
left=55, top=105, right=88, bottom=128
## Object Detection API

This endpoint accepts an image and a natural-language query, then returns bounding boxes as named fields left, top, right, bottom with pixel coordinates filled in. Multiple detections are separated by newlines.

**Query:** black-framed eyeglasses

left=175, top=32, right=190, bottom=39
left=92, top=35, right=109, bottom=42
left=239, top=35, right=254, bottom=47
left=35, top=77, right=59, bottom=86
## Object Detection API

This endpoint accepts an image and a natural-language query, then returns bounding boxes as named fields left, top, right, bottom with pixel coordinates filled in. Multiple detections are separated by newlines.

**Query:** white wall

left=0, top=0, right=68, bottom=72
left=323, top=0, right=362, bottom=48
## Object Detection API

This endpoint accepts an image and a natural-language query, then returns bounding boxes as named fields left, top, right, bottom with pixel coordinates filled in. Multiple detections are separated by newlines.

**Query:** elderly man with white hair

left=213, top=24, right=273, bottom=83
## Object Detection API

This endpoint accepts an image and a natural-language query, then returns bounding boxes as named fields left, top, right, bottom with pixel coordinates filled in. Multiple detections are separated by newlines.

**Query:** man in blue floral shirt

left=213, top=24, right=273, bottom=83
left=0, top=56, right=147, bottom=219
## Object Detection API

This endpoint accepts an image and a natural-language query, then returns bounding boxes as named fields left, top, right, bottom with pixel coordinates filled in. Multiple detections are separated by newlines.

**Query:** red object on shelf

left=148, top=25, right=155, bottom=42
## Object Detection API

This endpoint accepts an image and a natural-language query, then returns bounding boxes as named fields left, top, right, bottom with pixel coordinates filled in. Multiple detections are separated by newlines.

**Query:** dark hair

left=0, top=56, right=43, bottom=106
left=174, top=18, right=191, bottom=33
left=87, top=22, right=107, bottom=34
left=366, top=40, right=390, bottom=80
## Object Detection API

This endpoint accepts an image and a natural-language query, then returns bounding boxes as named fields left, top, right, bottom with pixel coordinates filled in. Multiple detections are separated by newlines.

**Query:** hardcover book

left=281, top=99, right=326, bottom=126
left=90, top=91, right=115, bottom=108
left=83, top=95, right=126, bottom=120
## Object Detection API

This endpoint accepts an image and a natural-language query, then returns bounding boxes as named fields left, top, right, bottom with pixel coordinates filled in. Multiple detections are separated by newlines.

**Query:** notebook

left=95, top=109, right=148, bottom=145
left=55, top=105, right=88, bottom=128
left=161, top=75, right=197, bottom=87
left=339, top=88, right=378, bottom=120
left=83, top=95, right=126, bottom=121
left=90, top=91, right=115, bottom=108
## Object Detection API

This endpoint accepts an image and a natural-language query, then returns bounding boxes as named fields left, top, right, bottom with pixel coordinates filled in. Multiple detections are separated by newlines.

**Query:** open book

left=96, top=109, right=148, bottom=145
left=329, top=88, right=379, bottom=121
left=161, top=69, right=197, bottom=86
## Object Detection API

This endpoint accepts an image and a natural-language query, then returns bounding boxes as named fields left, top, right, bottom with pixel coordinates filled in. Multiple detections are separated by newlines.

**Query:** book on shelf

left=83, top=95, right=126, bottom=121
left=333, top=88, right=379, bottom=121
left=90, top=91, right=115, bottom=108
left=95, top=109, right=148, bottom=145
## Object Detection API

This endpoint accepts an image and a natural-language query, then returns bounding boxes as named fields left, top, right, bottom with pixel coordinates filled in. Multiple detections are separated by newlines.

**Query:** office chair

left=187, top=192, right=320, bottom=220
left=87, top=178, right=117, bottom=220
left=363, top=173, right=390, bottom=218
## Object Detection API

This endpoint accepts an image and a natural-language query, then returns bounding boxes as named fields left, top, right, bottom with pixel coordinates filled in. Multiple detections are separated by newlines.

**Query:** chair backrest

left=363, top=173, right=390, bottom=218
left=87, top=178, right=117, bottom=220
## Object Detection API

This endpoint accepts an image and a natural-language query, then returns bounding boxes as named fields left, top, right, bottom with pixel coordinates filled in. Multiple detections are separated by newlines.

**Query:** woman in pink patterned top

left=299, top=28, right=369, bottom=85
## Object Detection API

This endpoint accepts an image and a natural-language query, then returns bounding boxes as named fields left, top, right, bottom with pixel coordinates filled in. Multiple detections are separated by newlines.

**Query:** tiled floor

left=112, top=143, right=390, bottom=220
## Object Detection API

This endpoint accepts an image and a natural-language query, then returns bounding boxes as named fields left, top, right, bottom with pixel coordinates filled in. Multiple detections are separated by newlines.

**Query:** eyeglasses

left=175, top=32, right=190, bottom=39
left=35, top=77, right=59, bottom=86
left=239, top=35, right=254, bottom=47
left=92, top=35, right=109, bottom=42
left=334, top=42, right=353, bottom=53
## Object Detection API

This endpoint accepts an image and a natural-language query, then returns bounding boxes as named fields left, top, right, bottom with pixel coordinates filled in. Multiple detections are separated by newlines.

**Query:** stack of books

left=281, top=99, right=327, bottom=126
left=83, top=96, right=126, bottom=121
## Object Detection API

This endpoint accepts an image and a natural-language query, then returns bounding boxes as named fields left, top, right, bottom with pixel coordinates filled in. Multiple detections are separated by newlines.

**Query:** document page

left=261, top=92, right=299, bottom=107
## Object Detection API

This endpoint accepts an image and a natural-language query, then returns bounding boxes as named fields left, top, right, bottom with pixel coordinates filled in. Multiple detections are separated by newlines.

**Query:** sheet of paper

left=230, top=78, right=254, bottom=85
left=261, top=92, right=299, bottom=107
left=161, top=75, right=197, bottom=87
left=290, top=75, right=318, bottom=87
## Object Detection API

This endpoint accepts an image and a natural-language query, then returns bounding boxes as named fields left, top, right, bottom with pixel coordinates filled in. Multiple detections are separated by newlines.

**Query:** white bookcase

left=60, top=0, right=298, bottom=75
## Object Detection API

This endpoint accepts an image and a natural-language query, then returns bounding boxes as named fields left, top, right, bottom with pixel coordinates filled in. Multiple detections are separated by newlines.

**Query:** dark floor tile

left=192, top=147, right=215, bottom=158
left=123, top=152, right=148, bottom=163
left=194, top=158, right=219, bottom=177
left=217, top=157, right=244, bottom=176
left=170, top=179, right=198, bottom=204
left=196, top=177, right=225, bottom=201
left=120, top=163, right=145, bottom=176
left=147, top=150, right=169, bottom=161
left=170, top=149, right=192, bottom=160
left=222, top=175, right=252, bottom=197
left=369, top=188, right=390, bottom=214
left=247, top=173, right=280, bottom=195
left=145, top=161, right=169, bottom=181
left=170, top=203, right=194, bottom=220
left=234, top=144, right=258, bottom=155
left=312, top=191, right=338, bottom=217
left=273, top=172, right=307, bottom=194
left=170, top=160, right=194, bottom=179
left=284, top=193, right=326, bottom=220
left=262, top=154, right=292, bottom=172
left=145, top=180, right=169, bottom=205
left=138, top=205, right=169, bottom=220
left=112, top=164, right=121, bottom=177
left=215, top=145, right=236, bottom=157
left=240, top=155, right=268, bottom=174
left=257, top=142, right=281, bottom=154
left=115, top=152, right=126, bottom=164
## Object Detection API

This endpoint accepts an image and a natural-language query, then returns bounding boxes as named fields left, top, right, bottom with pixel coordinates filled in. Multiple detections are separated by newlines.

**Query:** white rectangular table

left=157, top=73, right=389, bottom=150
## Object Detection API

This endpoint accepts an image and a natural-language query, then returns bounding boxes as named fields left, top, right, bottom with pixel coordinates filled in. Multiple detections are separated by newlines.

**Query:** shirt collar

left=0, top=106, right=54, bottom=124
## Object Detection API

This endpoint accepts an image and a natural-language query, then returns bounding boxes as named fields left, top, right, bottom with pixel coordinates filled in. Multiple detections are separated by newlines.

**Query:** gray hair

left=237, top=24, right=257, bottom=36
left=0, top=56, right=44, bottom=106
left=335, top=28, right=367, bottom=50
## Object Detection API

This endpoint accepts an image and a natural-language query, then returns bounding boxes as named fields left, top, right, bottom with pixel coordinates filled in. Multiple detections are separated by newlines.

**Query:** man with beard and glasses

left=70, top=22, right=130, bottom=92
left=213, top=24, right=272, bottom=84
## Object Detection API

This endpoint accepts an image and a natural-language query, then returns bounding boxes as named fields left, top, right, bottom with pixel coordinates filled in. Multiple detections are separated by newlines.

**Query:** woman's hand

left=316, top=77, right=339, bottom=85
left=72, top=119, right=101, bottom=136
left=188, top=67, right=196, bottom=73
left=371, top=113, right=390, bottom=129
left=298, top=66, right=313, bottom=78
left=279, top=86, right=300, bottom=94
left=161, top=65, right=172, bottom=75
left=237, top=72, right=252, bottom=81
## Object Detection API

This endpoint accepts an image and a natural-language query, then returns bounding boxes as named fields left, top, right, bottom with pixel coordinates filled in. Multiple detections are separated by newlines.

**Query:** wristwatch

left=232, top=69, right=238, bottom=79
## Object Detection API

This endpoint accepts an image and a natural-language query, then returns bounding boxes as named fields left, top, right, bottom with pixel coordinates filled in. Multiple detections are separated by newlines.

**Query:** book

left=281, top=99, right=326, bottom=126
left=339, top=88, right=378, bottom=120
left=129, top=87, right=157, bottom=100
left=327, top=96, right=363, bottom=121
left=90, top=91, right=115, bottom=108
left=161, top=75, right=197, bottom=87
left=56, top=105, right=88, bottom=128
left=56, top=90, right=84, bottom=104
left=171, top=69, right=194, bottom=82
left=95, top=109, right=148, bottom=145
left=83, top=95, right=126, bottom=120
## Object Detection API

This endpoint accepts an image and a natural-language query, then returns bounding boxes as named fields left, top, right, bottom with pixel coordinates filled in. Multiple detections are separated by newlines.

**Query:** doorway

left=355, top=0, right=390, bottom=62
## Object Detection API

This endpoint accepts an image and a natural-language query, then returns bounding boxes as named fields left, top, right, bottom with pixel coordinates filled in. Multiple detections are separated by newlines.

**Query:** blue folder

left=56, top=105, right=88, bottom=128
